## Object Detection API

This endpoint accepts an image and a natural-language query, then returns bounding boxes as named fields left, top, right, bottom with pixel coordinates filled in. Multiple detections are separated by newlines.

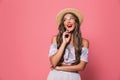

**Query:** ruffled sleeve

left=48, top=43, right=58, bottom=58
left=80, top=47, right=89, bottom=62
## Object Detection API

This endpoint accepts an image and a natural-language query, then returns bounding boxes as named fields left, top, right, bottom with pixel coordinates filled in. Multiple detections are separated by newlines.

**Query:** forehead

left=63, top=13, right=74, bottom=18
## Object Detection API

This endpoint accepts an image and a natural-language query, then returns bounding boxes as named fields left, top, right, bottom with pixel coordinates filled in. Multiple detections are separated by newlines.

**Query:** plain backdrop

left=0, top=0, right=120, bottom=80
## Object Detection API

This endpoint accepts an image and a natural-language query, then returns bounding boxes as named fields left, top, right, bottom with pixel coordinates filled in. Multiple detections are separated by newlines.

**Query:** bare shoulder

left=82, top=38, right=89, bottom=48
left=51, top=35, right=57, bottom=44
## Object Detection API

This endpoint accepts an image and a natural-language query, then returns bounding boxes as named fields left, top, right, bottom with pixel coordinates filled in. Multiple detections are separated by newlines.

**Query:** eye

left=63, top=17, right=75, bottom=22
left=63, top=19, right=66, bottom=21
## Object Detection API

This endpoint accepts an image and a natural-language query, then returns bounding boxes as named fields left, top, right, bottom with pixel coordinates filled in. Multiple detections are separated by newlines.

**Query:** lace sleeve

left=80, top=47, right=89, bottom=62
left=48, top=43, right=57, bottom=57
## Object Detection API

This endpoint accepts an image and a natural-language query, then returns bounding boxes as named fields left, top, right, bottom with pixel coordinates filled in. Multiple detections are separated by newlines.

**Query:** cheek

left=72, top=22, right=76, bottom=27
left=72, top=20, right=76, bottom=24
left=64, top=22, right=67, bottom=27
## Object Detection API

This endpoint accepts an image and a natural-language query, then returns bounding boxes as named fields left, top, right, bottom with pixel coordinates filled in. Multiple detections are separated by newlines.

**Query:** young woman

left=47, top=8, right=89, bottom=80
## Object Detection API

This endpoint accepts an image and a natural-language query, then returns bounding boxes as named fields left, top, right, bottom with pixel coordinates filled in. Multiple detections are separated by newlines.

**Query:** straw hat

left=56, top=8, right=84, bottom=26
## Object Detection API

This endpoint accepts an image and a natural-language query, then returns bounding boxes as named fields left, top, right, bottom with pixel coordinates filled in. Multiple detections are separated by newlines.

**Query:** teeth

left=67, top=24, right=72, bottom=27
left=68, top=24, right=72, bottom=26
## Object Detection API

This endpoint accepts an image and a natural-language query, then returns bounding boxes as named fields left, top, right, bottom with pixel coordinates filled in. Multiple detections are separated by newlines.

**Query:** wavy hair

left=56, top=12, right=83, bottom=66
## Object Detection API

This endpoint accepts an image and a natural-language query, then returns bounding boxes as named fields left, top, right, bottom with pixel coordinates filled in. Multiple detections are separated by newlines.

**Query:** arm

left=49, top=40, right=66, bottom=68
left=49, top=32, right=71, bottom=68
left=55, top=61, right=87, bottom=71
left=55, top=38, right=89, bottom=71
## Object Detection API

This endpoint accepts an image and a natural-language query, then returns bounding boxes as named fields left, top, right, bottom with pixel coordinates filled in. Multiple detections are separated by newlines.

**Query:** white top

left=48, top=43, right=89, bottom=65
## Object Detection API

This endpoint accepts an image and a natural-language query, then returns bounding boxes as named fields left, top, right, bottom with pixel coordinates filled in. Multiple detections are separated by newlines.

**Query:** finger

left=66, top=29, right=69, bottom=32
left=63, top=31, right=68, bottom=36
left=67, top=33, right=71, bottom=39
left=63, top=32, right=67, bottom=36
left=67, top=32, right=71, bottom=36
left=67, top=31, right=70, bottom=33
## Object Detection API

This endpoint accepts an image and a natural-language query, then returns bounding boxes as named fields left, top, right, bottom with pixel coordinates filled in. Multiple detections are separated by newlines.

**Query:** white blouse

left=48, top=43, right=89, bottom=65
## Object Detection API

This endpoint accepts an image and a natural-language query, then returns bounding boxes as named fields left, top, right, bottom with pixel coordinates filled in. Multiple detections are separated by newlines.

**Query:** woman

left=47, top=8, right=89, bottom=80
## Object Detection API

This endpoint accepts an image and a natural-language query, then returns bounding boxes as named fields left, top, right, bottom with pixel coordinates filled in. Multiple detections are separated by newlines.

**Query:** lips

left=67, top=24, right=72, bottom=28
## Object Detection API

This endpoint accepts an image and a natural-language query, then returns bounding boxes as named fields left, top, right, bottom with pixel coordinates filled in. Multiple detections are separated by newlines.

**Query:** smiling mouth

left=67, top=24, right=72, bottom=28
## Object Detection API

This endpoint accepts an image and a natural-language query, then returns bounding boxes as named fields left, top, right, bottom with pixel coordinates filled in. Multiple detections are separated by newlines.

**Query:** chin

left=69, top=29, right=74, bottom=33
left=66, top=27, right=74, bottom=32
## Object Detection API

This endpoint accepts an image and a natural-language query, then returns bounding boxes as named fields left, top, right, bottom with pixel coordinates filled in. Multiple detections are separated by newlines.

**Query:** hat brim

left=56, top=8, right=83, bottom=27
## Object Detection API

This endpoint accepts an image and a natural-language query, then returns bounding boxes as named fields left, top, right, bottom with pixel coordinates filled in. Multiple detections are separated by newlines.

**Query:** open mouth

left=67, top=24, right=73, bottom=28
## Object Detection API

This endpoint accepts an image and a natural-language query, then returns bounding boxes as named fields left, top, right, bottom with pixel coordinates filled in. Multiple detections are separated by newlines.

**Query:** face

left=63, top=13, right=76, bottom=32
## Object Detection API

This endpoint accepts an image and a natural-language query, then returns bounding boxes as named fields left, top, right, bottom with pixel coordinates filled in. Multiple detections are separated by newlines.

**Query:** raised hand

left=62, top=30, right=71, bottom=44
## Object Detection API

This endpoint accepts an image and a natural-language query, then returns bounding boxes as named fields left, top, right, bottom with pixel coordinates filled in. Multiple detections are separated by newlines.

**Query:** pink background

left=0, top=0, right=120, bottom=80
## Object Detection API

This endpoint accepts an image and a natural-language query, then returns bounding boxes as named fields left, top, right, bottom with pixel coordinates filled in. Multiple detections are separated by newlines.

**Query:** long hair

left=56, top=12, right=83, bottom=66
